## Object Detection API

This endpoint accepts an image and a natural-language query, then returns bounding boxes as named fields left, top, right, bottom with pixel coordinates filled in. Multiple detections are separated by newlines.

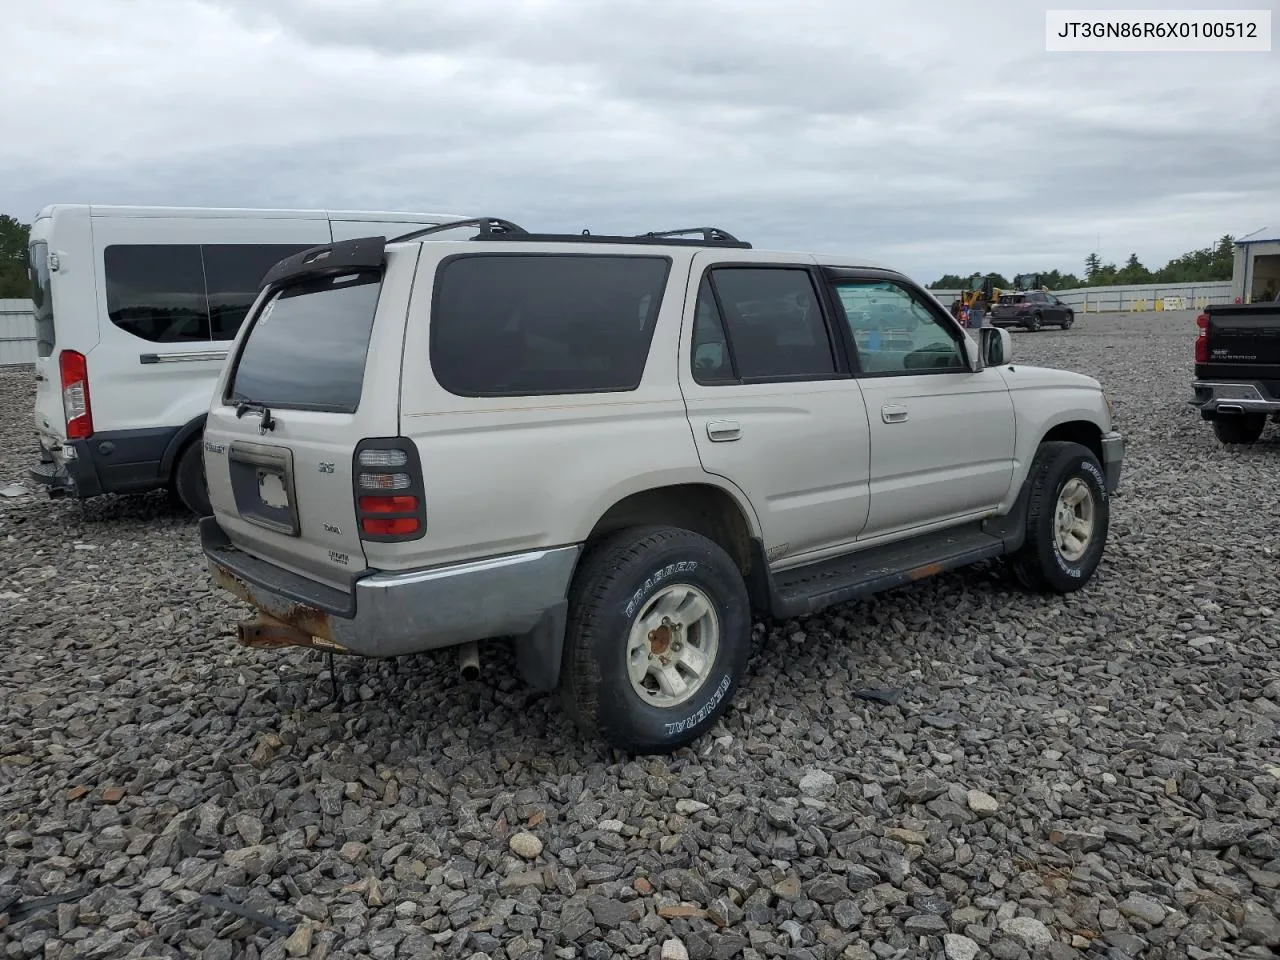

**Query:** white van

left=26, top=204, right=468, bottom=515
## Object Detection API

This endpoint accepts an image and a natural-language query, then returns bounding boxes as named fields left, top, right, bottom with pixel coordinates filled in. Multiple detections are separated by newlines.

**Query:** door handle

left=881, top=404, right=909, bottom=424
left=707, top=420, right=741, bottom=442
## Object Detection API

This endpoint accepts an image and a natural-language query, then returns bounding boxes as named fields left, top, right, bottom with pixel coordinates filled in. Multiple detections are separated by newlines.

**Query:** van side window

left=105, top=245, right=210, bottom=343
left=204, top=244, right=312, bottom=341
left=702, top=267, right=837, bottom=381
left=103, top=243, right=311, bottom=344
left=430, top=254, right=671, bottom=396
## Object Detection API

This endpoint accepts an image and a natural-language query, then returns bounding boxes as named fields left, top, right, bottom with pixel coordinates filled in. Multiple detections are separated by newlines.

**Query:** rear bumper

left=28, top=440, right=104, bottom=499
left=27, top=427, right=184, bottom=500
left=200, top=517, right=581, bottom=658
left=1188, top=380, right=1280, bottom=416
left=1101, top=430, right=1125, bottom=494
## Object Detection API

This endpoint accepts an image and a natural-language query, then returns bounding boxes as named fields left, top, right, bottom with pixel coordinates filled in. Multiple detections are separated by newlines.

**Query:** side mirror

left=980, top=327, right=1013, bottom=366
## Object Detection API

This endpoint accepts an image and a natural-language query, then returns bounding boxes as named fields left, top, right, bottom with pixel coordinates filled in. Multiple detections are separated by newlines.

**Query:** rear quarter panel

left=385, top=242, right=732, bottom=572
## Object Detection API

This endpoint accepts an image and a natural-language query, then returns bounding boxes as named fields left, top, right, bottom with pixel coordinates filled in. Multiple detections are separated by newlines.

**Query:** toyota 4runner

left=200, top=217, right=1125, bottom=754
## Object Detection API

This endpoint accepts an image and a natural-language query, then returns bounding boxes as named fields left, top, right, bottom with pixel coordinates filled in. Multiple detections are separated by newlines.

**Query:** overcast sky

left=3, top=0, right=1277, bottom=281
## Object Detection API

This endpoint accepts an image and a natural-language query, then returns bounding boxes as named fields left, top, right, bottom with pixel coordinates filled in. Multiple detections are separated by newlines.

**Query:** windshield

left=228, top=271, right=382, bottom=414
left=28, top=241, right=55, bottom=357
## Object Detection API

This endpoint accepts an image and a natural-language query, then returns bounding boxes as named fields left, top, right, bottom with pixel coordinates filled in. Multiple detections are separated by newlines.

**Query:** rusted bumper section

left=210, top=563, right=349, bottom=653
left=199, top=516, right=583, bottom=666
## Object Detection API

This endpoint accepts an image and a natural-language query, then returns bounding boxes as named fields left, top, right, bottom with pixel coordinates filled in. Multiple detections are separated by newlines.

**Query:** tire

left=1061, top=312, right=1074, bottom=329
left=173, top=438, right=212, bottom=517
left=1009, top=441, right=1110, bottom=594
left=1213, top=414, right=1265, bottom=445
left=560, top=525, right=752, bottom=754
left=1027, top=313, right=1043, bottom=332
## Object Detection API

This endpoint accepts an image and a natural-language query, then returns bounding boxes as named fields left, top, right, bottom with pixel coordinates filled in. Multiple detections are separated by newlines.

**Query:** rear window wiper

left=234, top=399, right=277, bottom=433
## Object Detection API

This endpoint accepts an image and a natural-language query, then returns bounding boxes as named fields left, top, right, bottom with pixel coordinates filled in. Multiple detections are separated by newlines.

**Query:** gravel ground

left=1, top=311, right=1278, bottom=960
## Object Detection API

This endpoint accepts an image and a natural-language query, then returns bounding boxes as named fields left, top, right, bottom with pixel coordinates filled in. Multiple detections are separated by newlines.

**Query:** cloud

left=2, top=0, right=1276, bottom=281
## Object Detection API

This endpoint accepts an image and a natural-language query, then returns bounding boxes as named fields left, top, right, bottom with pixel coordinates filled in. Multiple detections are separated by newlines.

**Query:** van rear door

left=203, top=238, right=415, bottom=591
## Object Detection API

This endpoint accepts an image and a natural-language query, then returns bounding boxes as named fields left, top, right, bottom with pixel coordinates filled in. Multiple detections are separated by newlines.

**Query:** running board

left=770, top=523, right=1007, bottom=619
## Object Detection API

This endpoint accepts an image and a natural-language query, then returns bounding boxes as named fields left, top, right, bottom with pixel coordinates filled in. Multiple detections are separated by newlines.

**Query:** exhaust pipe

left=458, top=641, right=480, bottom=681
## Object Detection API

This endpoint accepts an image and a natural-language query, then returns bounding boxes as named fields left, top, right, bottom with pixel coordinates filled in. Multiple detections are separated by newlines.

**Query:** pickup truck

left=1191, top=295, right=1280, bottom=444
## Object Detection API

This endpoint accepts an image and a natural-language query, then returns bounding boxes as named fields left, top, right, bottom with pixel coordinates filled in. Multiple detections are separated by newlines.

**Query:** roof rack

left=637, top=227, right=746, bottom=245
left=388, top=216, right=529, bottom=243
left=388, top=217, right=752, bottom=249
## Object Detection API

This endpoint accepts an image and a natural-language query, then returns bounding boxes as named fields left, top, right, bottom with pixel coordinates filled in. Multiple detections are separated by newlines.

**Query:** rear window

left=998, top=294, right=1026, bottom=304
left=28, top=242, right=55, bottom=357
left=228, top=271, right=382, bottom=414
left=430, top=254, right=671, bottom=396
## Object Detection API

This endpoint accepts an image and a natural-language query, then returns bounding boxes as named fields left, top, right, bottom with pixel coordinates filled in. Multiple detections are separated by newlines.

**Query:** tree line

left=930, top=235, right=1237, bottom=290
left=0, top=216, right=29, bottom=298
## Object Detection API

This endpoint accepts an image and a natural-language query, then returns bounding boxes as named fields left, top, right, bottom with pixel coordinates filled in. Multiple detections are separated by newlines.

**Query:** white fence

left=0, top=279, right=1246, bottom=367
left=930, top=281, right=1235, bottom=313
left=0, top=300, right=37, bottom=366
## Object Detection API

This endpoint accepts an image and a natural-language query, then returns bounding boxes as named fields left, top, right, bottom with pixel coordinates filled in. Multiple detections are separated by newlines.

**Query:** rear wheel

left=560, top=526, right=752, bottom=754
left=1027, top=313, right=1043, bottom=332
left=173, top=438, right=212, bottom=517
left=1213, top=414, right=1265, bottom=445
left=1010, top=441, right=1109, bottom=593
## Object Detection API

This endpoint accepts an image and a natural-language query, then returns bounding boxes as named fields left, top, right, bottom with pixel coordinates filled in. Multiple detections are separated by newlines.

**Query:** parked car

left=1190, top=298, right=1280, bottom=444
left=26, top=204, right=468, bottom=516
left=200, top=217, right=1124, bottom=754
left=990, top=291, right=1075, bottom=331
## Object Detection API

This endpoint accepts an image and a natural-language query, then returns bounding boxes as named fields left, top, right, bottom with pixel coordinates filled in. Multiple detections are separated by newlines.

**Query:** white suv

left=200, top=218, right=1125, bottom=754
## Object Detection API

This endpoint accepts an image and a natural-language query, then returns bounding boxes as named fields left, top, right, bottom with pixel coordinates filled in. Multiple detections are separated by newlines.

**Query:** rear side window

left=229, top=272, right=382, bottom=414
left=430, top=254, right=670, bottom=396
left=28, top=242, right=55, bottom=358
left=701, top=267, right=836, bottom=381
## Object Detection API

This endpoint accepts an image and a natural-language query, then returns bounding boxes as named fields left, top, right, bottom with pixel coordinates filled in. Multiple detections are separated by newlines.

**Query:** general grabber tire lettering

left=1009, top=440, right=1110, bottom=594
left=560, top=525, right=752, bottom=754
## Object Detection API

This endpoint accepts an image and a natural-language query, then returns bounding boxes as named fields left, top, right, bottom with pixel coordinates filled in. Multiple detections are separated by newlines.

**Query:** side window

left=104, top=245, right=210, bottom=343
left=203, top=244, right=312, bottom=341
left=834, top=279, right=966, bottom=375
left=704, top=267, right=836, bottom=380
left=431, top=254, right=670, bottom=396
left=691, top=276, right=736, bottom=383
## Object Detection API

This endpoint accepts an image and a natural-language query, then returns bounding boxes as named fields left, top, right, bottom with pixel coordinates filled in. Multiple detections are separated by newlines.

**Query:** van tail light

left=353, top=439, right=426, bottom=541
left=59, top=349, right=94, bottom=439
left=1195, top=313, right=1209, bottom=364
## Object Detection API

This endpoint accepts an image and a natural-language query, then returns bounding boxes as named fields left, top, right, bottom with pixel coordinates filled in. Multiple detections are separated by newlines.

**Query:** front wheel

left=1213, top=414, right=1265, bottom=445
left=1061, top=313, right=1074, bottom=329
left=1009, top=441, right=1110, bottom=593
left=560, top=526, right=752, bottom=754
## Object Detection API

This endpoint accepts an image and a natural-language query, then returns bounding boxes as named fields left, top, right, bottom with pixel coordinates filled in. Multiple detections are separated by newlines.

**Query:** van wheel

left=1213, top=414, right=1265, bottom=445
left=561, top=526, right=751, bottom=754
left=173, top=439, right=212, bottom=517
left=1009, top=441, right=1109, bottom=593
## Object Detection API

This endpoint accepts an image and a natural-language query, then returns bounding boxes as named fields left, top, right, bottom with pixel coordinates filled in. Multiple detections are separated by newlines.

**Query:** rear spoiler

left=259, top=236, right=387, bottom=290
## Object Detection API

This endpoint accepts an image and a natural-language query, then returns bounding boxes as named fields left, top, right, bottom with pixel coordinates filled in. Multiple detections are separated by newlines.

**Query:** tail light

left=1195, top=312, right=1209, bottom=364
left=353, top=439, right=426, bottom=541
left=58, top=349, right=94, bottom=439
